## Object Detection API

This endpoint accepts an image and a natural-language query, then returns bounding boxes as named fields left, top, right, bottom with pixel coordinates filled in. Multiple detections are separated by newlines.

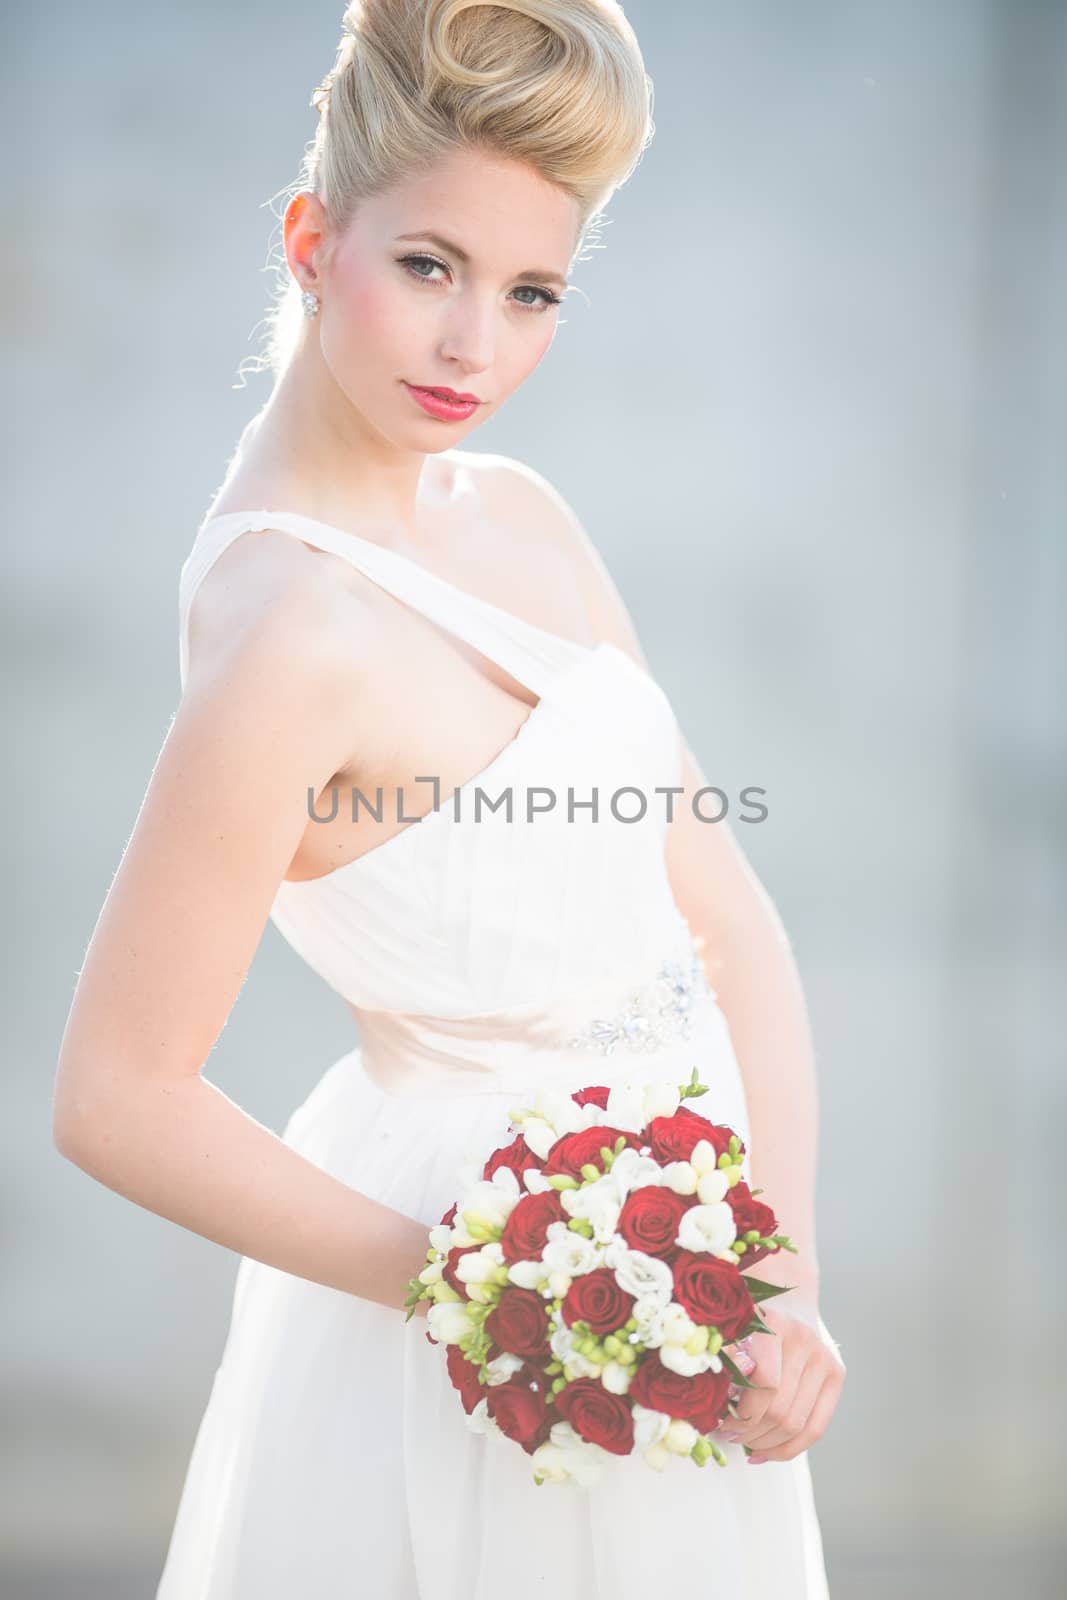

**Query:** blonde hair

left=244, top=0, right=654, bottom=380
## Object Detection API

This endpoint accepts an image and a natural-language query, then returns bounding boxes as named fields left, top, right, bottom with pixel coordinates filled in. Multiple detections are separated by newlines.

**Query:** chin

left=404, top=416, right=490, bottom=450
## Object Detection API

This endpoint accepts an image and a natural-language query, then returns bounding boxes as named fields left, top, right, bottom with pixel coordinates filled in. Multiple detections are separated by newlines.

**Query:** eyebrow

left=394, top=231, right=569, bottom=290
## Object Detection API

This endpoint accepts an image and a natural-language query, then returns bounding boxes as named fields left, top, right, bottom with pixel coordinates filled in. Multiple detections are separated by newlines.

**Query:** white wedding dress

left=156, top=506, right=831, bottom=1598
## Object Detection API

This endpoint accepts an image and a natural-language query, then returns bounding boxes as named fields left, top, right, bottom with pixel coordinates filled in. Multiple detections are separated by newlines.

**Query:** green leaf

left=718, top=1352, right=757, bottom=1390
left=742, top=1276, right=795, bottom=1304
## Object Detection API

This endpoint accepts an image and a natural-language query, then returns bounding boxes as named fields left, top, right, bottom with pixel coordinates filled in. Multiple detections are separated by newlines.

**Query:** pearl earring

left=301, top=289, right=320, bottom=318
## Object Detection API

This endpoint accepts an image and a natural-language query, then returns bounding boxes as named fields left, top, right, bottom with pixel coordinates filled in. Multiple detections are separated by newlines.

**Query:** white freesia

left=454, top=1241, right=507, bottom=1303
left=656, top=1300, right=725, bottom=1376
left=549, top=1323, right=580, bottom=1363
left=604, top=1080, right=683, bottom=1135
left=631, top=1292, right=669, bottom=1348
left=483, top=1351, right=525, bottom=1385
left=505, top=1259, right=547, bottom=1290
left=522, top=1167, right=554, bottom=1195
left=544, top=1422, right=612, bottom=1487
left=604, top=1084, right=648, bottom=1134
left=560, top=1183, right=621, bottom=1244
left=631, top=1403, right=671, bottom=1453
left=465, top=1397, right=504, bottom=1441
left=658, top=1342, right=717, bottom=1377
left=428, top=1224, right=453, bottom=1255
left=417, top=1260, right=445, bottom=1286
left=599, top=1360, right=634, bottom=1395
left=689, top=1138, right=721, bottom=1178
left=603, top=1242, right=674, bottom=1306
left=541, top=1229, right=600, bottom=1279
left=600, top=1146, right=664, bottom=1201
left=642, top=1082, right=682, bottom=1122
left=643, top=1443, right=671, bottom=1472
left=549, top=1320, right=602, bottom=1379
left=516, top=1116, right=559, bottom=1161
left=426, top=1301, right=477, bottom=1346
left=659, top=1303, right=699, bottom=1346
left=562, top=1349, right=603, bottom=1380
left=454, top=1242, right=505, bottom=1285
left=560, top=1171, right=618, bottom=1217
left=675, top=1201, right=738, bottom=1256
left=529, top=1440, right=572, bottom=1484
left=663, top=1418, right=699, bottom=1455
left=531, top=1439, right=615, bottom=1485
left=660, top=1159, right=698, bottom=1195
left=531, top=1086, right=590, bottom=1137
left=696, top=1167, right=731, bottom=1205
left=458, top=1171, right=520, bottom=1234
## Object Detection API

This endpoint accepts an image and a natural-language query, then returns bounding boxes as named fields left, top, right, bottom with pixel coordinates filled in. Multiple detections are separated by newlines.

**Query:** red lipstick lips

left=403, top=382, right=483, bottom=421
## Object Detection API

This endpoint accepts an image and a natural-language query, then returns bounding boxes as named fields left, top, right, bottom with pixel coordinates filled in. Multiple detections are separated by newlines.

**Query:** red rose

left=485, top=1368, right=550, bottom=1449
left=617, top=1186, right=695, bottom=1261
left=542, top=1125, right=641, bottom=1180
left=445, top=1341, right=487, bottom=1415
left=645, top=1106, right=744, bottom=1165
left=572, top=1086, right=610, bottom=1110
left=671, top=1250, right=755, bottom=1339
left=484, top=1133, right=544, bottom=1183
left=554, top=1378, right=634, bottom=1455
left=562, top=1267, right=635, bottom=1337
left=514, top=1406, right=557, bottom=1456
left=440, top=1201, right=458, bottom=1227
left=628, top=1349, right=733, bottom=1432
left=442, top=1242, right=483, bottom=1298
left=485, top=1287, right=552, bottom=1360
left=688, top=1373, right=735, bottom=1435
left=726, top=1179, right=779, bottom=1266
left=500, top=1190, right=567, bottom=1265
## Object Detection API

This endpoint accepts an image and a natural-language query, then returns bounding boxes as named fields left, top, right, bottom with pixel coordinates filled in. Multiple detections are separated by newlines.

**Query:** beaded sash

left=564, top=940, right=711, bottom=1056
left=352, top=923, right=717, bottom=1100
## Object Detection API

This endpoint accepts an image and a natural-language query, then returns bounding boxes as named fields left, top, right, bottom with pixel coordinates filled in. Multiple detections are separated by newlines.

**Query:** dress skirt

left=155, top=1021, right=831, bottom=1599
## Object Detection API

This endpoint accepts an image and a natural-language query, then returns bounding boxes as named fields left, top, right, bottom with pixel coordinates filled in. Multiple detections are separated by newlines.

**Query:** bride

left=52, top=2, right=844, bottom=1594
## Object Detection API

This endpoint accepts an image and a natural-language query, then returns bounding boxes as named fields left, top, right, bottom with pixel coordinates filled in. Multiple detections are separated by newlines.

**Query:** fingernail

left=720, top=1430, right=742, bottom=1442
left=747, top=1452, right=769, bottom=1465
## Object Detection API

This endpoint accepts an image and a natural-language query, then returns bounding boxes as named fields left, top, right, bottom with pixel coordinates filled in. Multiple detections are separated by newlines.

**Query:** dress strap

left=178, top=509, right=591, bottom=695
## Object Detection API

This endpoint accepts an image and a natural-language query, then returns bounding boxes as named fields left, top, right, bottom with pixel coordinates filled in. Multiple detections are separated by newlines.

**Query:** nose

left=438, top=293, right=495, bottom=375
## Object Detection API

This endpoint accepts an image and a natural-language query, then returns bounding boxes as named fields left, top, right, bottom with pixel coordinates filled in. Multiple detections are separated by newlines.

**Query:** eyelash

left=396, top=252, right=563, bottom=312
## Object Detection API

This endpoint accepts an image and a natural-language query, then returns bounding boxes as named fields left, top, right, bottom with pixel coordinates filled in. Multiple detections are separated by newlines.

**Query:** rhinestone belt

left=564, top=939, right=712, bottom=1056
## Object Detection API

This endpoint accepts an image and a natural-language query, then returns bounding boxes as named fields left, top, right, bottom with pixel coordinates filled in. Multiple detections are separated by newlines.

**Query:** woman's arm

left=506, top=460, right=822, bottom=1304
left=53, top=559, right=430, bottom=1316
left=663, top=742, right=821, bottom=1303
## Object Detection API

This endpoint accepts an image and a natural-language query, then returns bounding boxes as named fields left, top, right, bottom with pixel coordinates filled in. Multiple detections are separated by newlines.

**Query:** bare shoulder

left=455, top=449, right=649, bottom=667
left=453, top=449, right=585, bottom=550
left=181, top=528, right=385, bottom=787
left=184, top=527, right=379, bottom=692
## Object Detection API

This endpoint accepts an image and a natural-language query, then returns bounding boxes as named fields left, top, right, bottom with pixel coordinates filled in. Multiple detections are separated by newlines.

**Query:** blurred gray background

left=5, top=0, right=1065, bottom=1595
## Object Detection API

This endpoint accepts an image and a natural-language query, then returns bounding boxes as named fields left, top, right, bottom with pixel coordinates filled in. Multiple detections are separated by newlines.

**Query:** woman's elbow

left=51, top=1065, right=127, bottom=1174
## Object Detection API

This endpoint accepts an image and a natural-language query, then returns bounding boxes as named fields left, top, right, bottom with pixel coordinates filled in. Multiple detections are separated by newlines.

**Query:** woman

left=53, top=1, right=844, bottom=1594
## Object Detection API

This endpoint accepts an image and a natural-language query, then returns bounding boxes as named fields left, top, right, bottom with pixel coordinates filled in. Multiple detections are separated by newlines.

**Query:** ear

left=284, top=190, right=331, bottom=295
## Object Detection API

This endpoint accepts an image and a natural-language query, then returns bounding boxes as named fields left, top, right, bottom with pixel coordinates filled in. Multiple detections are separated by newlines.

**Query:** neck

left=232, top=334, right=434, bottom=547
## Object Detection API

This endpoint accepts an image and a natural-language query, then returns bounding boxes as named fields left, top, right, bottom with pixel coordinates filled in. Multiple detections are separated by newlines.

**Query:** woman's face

left=290, top=147, right=580, bottom=447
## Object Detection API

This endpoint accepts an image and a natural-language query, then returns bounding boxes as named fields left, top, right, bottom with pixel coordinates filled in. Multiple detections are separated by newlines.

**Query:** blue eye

left=397, top=253, right=563, bottom=312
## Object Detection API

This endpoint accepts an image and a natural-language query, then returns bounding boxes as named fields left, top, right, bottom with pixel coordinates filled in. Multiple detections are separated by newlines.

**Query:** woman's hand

left=719, top=1299, right=846, bottom=1463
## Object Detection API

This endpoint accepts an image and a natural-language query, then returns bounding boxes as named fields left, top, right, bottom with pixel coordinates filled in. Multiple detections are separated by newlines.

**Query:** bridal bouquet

left=404, top=1069, right=799, bottom=1487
